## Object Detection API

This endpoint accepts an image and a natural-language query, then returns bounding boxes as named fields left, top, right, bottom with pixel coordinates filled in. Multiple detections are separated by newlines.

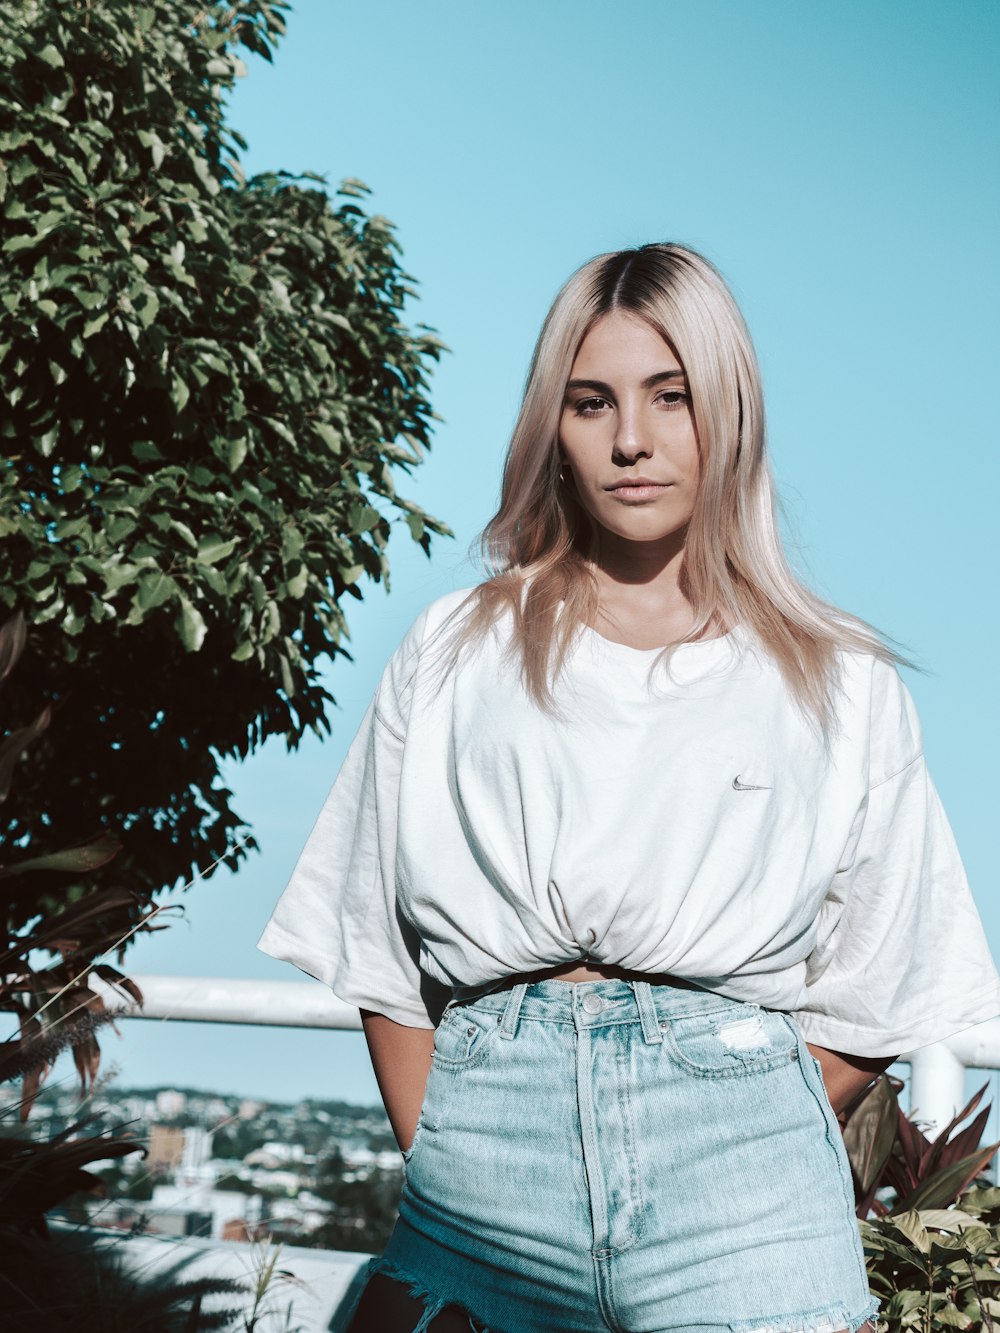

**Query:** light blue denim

left=339, top=978, right=881, bottom=1333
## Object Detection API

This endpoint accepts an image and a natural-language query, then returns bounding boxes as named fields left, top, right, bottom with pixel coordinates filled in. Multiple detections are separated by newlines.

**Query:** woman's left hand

left=807, top=1042, right=899, bottom=1119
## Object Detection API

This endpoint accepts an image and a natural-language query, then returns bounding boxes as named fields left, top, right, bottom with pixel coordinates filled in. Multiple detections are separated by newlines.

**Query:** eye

left=572, top=396, right=610, bottom=417
left=657, top=389, right=689, bottom=410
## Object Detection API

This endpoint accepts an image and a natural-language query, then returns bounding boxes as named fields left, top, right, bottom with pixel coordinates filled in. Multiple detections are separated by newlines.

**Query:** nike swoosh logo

left=732, top=775, right=772, bottom=791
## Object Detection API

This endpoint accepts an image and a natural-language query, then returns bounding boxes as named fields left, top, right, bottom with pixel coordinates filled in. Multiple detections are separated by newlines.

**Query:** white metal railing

left=87, top=973, right=1000, bottom=1140
left=89, top=972, right=365, bottom=1030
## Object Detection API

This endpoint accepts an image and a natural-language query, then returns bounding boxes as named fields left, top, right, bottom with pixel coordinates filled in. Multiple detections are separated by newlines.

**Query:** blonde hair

left=436, top=242, right=905, bottom=730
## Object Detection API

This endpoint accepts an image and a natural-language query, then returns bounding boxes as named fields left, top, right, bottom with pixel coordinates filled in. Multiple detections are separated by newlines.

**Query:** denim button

left=582, top=993, right=604, bottom=1014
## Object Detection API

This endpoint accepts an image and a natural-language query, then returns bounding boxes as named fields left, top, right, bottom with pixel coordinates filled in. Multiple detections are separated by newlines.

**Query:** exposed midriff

left=480, top=959, right=709, bottom=992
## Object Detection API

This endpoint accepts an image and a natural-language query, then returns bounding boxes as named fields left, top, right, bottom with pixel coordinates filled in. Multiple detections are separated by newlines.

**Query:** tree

left=0, top=0, right=450, bottom=935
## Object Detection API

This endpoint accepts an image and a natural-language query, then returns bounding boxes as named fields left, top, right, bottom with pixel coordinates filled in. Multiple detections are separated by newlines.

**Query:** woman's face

left=558, top=310, right=700, bottom=548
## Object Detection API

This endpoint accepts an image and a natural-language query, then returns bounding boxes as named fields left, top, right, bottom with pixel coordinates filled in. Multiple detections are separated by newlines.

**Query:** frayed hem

left=361, top=1255, right=498, bottom=1333
left=729, top=1291, right=881, bottom=1333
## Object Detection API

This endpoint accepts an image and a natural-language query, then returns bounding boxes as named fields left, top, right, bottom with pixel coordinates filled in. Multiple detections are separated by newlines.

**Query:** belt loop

left=498, top=983, right=529, bottom=1040
left=631, top=980, right=663, bottom=1044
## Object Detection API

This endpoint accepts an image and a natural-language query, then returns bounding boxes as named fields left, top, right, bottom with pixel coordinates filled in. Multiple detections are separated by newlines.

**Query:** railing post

left=907, top=1044, right=967, bottom=1138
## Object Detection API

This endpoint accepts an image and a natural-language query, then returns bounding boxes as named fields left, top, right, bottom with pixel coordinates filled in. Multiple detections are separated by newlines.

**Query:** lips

left=605, top=480, right=674, bottom=499
left=606, top=477, right=671, bottom=491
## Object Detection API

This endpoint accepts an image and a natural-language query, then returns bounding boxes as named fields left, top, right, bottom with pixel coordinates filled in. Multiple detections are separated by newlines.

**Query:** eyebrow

left=565, top=370, right=687, bottom=395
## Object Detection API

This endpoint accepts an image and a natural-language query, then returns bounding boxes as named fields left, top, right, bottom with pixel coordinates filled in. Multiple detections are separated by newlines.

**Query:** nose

left=612, top=399, right=653, bottom=465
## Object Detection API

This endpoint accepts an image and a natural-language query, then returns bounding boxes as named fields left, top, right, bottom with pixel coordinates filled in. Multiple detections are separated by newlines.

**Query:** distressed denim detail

left=728, top=1291, right=881, bottom=1332
left=338, top=1254, right=496, bottom=1332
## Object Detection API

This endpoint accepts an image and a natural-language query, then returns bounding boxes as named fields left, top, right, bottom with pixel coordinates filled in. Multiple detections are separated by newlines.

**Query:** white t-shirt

left=257, top=586, right=1000, bottom=1056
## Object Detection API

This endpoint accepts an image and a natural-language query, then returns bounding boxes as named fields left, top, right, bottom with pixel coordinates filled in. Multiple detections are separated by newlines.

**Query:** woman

left=258, top=243, right=1000, bottom=1333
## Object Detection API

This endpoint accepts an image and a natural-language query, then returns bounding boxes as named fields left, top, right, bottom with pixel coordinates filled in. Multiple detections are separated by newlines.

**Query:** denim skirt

left=341, top=978, right=880, bottom=1333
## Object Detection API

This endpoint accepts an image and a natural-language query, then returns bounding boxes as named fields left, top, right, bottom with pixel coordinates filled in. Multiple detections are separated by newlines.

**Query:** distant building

left=247, top=1168, right=300, bottom=1193
left=238, top=1098, right=265, bottom=1121
left=149, top=1183, right=264, bottom=1241
left=245, top=1141, right=304, bottom=1169
left=180, top=1125, right=212, bottom=1176
left=155, top=1089, right=187, bottom=1118
left=147, top=1125, right=185, bottom=1172
left=221, top=1217, right=265, bottom=1243
left=119, top=1097, right=148, bottom=1124
left=144, top=1207, right=215, bottom=1239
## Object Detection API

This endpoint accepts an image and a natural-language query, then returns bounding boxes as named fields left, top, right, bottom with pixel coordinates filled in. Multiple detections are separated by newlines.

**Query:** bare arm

left=808, top=1042, right=899, bottom=1119
left=360, top=1008, right=436, bottom=1154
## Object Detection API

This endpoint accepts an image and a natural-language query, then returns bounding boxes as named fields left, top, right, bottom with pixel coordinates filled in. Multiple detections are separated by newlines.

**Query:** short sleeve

left=255, top=607, right=447, bottom=1028
left=790, top=663, right=1000, bottom=1057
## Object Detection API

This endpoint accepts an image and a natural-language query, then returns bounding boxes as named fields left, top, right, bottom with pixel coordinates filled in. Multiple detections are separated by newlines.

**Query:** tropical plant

left=0, top=1225, right=250, bottom=1332
left=861, top=1184, right=1000, bottom=1331
left=0, top=608, right=150, bottom=1261
left=0, top=0, right=450, bottom=952
left=0, top=1111, right=143, bottom=1236
left=841, top=1073, right=999, bottom=1218
left=831, top=1069, right=1000, bottom=1328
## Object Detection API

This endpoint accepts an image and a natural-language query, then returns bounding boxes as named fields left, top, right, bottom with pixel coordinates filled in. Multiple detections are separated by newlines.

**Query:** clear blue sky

left=73, top=0, right=999, bottom=1110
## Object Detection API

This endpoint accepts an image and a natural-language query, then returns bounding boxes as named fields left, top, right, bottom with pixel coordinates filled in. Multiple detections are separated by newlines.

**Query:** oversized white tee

left=257, top=586, right=1000, bottom=1056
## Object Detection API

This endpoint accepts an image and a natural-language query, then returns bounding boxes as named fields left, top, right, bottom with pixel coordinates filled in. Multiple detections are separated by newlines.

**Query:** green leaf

left=200, top=565, right=227, bottom=595
left=285, top=567, right=308, bottom=598
left=315, top=422, right=341, bottom=453
left=131, top=441, right=163, bottom=462
left=102, top=560, right=141, bottom=594
left=197, top=536, right=237, bottom=565
left=176, top=595, right=207, bottom=651
left=82, top=310, right=110, bottom=339
left=919, top=1209, right=981, bottom=1231
left=136, top=129, right=166, bottom=170
left=36, top=43, right=65, bottom=68
left=0, top=831, right=121, bottom=878
left=136, top=572, right=178, bottom=610
left=260, top=600, right=281, bottom=643
left=279, top=655, right=295, bottom=697
left=891, top=1208, right=931, bottom=1254
left=53, top=517, right=87, bottom=540
left=191, top=153, right=220, bottom=196
left=281, top=527, right=305, bottom=561
left=136, top=290, right=160, bottom=328
left=171, top=377, right=190, bottom=412
left=106, top=515, right=138, bottom=544
left=169, top=519, right=198, bottom=549
left=348, top=502, right=381, bottom=535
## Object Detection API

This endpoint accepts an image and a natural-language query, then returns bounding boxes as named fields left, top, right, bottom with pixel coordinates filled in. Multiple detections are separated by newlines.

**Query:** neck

left=589, top=527, right=688, bottom=601
left=584, top=527, right=702, bottom=643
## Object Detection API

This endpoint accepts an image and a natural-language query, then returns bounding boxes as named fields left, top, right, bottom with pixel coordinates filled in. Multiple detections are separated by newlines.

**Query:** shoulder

left=375, top=586, right=482, bottom=731
left=418, top=585, right=482, bottom=638
left=392, top=585, right=482, bottom=660
left=834, top=647, right=923, bottom=786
